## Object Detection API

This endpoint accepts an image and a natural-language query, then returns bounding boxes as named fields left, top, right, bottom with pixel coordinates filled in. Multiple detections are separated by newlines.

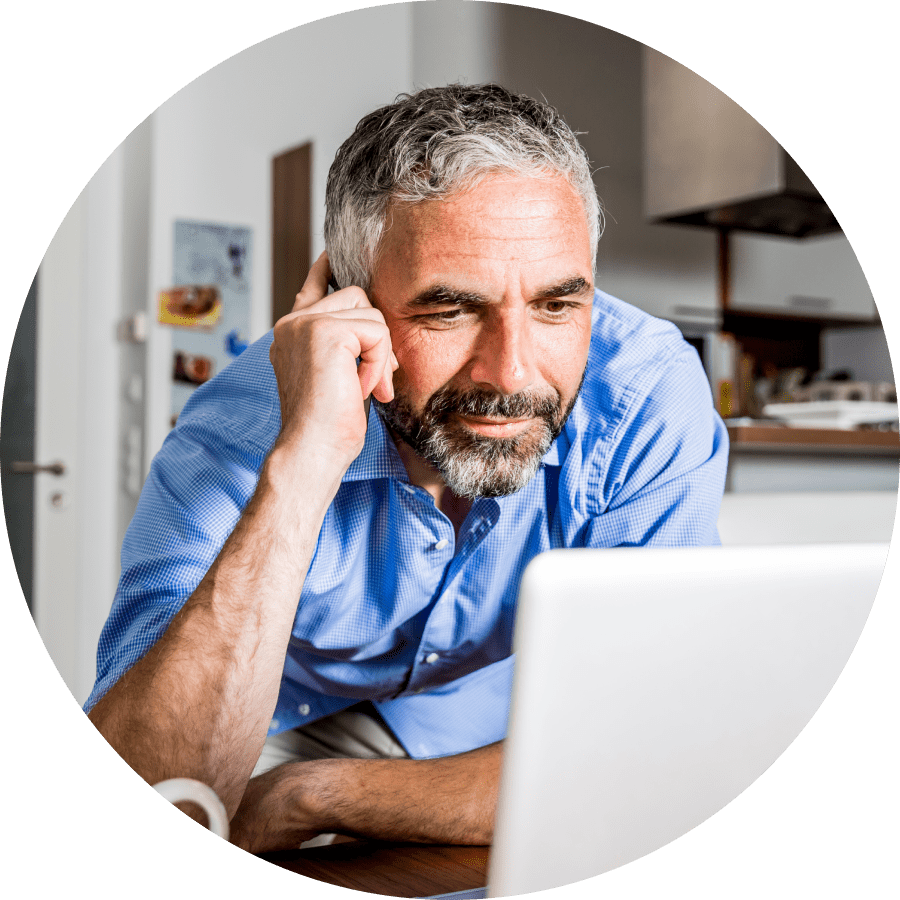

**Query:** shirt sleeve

left=578, top=344, right=729, bottom=548
left=83, top=334, right=279, bottom=713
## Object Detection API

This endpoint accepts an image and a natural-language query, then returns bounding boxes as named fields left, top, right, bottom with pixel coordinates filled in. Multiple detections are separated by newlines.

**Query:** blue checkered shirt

left=85, top=290, right=728, bottom=758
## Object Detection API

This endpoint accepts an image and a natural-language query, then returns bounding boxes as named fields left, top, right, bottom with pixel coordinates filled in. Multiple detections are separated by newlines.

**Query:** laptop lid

left=488, top=543, right=888, bottom=896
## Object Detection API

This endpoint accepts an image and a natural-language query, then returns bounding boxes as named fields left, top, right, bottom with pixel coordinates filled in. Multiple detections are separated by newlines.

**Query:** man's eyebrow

left=404, top=285, right=492, bottom=310
left=533, top=276, right=592, bottom=300
left=405, top=276, right=592, bottom=310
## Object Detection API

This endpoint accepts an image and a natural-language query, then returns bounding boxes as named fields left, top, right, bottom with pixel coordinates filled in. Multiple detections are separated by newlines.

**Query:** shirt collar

left=540, top=431, right=565, bottom=467
left=545, top=385, right=586, bottom=467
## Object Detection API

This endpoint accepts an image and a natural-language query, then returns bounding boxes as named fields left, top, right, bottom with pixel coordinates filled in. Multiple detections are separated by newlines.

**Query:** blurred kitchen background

left=1, top=2, right=896, bottom=705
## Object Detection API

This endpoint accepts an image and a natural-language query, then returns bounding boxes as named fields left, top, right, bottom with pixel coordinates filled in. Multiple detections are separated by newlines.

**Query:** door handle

left=11, top=461, right=66, bottom=476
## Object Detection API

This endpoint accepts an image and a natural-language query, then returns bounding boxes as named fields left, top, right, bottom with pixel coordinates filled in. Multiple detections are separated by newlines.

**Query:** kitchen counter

left=727, top=424, right=900, bottom=457
left=724, top=424, right=899, bottom=493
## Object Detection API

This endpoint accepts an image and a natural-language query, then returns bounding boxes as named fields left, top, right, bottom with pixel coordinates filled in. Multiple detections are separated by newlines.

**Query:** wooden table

left=259, top=841, right=489, bottom=897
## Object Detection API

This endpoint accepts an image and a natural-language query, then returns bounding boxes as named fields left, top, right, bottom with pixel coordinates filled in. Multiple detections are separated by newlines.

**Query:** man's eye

left=540, top=301, right=575, bottom=318
left=421, top=308, right=471, bottom=324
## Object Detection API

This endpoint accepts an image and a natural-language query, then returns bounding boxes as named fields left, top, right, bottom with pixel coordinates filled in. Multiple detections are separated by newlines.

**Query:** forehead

left=374, top=174, right=592, bottom=285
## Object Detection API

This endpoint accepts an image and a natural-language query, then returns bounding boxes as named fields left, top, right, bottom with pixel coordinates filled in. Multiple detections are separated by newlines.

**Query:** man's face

left=368, top=174, right=595, bottom=499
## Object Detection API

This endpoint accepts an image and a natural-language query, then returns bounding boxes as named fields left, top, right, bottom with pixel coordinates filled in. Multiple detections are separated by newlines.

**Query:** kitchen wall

left=822, top=325, right=894, bottom=384
left=412, top=0, right=500, bottom=85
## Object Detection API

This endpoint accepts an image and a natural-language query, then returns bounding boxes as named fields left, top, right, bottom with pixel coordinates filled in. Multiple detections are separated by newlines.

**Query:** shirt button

left=269, top=718, right=280, bottom=731
left=298, top=703, right=310, bottom=716
left=434, top=539, right=449, bottom=550
left=425, top=652, right=439, bottom=664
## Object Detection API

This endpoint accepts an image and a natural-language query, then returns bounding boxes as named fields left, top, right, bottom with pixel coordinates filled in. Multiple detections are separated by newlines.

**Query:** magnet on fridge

left=225, top=329, right=249, bottom=356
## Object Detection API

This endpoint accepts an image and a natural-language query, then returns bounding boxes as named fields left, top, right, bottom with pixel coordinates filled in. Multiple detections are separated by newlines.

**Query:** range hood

left=643, top=47, right=840, bottom=239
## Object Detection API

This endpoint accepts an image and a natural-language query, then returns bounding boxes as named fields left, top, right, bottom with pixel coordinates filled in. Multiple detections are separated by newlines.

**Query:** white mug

left=153, top=778, right=230, bottom=840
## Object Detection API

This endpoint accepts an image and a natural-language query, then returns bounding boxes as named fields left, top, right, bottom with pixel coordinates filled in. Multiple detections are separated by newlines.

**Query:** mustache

left=425, top=384, right=562, bottom=423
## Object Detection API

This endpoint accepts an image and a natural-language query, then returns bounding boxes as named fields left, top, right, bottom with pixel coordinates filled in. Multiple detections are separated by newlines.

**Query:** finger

left=368, top=343, right=395, bottom=404
left=316, top=310, right=400, bottom=403
left=299, top=286, right=376, bottom=316
left=276, top=291, right=380, bottom=332
left=371, top=348, right=399, bottom=404
left=291, top=251, right=332, bottom=312
left=323, top=309, right=394, bottom=401
left=354, top=324, right=394, bottom=402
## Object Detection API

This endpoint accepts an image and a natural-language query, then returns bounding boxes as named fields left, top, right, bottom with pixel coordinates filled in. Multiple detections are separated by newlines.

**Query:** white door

left=14, top=125, right=151, bottom=707
left=31, top=187, right=95, bottom=702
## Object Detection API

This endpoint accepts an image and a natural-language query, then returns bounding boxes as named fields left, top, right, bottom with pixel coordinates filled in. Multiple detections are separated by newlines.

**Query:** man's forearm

left=311, top=744, right=502, bottom=844
left=88, top=442, right=343, bottom=817
left=231, top=742, right=503, bottom=851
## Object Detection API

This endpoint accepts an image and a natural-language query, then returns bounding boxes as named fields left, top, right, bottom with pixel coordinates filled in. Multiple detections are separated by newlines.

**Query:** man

left=85, top=84, right=728, bottom=852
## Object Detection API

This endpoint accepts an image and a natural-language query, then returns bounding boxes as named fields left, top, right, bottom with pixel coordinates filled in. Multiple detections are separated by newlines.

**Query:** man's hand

left=229, top=764, right=322, bottom=853
left=230, top=743, right=503, bottom=853
left=269, top=251, right=398, bottom=469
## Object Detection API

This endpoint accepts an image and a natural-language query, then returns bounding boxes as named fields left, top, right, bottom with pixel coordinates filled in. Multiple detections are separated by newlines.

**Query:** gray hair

left=324, top=83, right=602, bottom=291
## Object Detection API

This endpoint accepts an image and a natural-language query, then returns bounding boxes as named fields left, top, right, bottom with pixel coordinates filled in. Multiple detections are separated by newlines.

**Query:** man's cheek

left=390, top=333, right=430, bottom=383
left=387, top=362, right=414, bottom=404
left=395, top=347, right=448, bottom=395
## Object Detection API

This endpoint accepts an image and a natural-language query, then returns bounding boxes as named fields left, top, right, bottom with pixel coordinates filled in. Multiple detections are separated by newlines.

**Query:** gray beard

left=374, top=374, right=583, bottom=500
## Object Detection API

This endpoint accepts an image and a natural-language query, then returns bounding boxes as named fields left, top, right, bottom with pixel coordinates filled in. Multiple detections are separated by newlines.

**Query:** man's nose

left=468, top=308, right=537, bottom=396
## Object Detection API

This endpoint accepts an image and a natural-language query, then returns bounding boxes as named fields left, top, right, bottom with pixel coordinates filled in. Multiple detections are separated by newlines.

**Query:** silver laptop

left=430, top=542, right=888, bottom=897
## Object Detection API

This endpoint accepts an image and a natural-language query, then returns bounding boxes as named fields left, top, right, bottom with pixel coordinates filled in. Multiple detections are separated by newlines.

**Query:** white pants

left=252, top=702, right=409, bottom=777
